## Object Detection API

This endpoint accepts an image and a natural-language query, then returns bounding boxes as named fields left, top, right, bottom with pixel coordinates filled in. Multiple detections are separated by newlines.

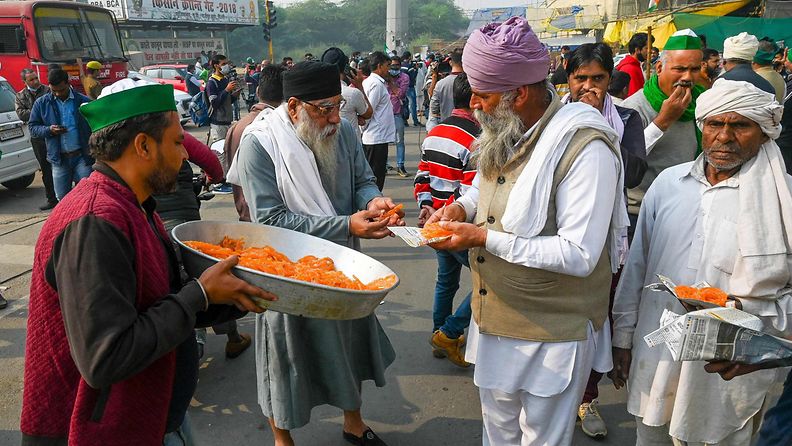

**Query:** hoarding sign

left=125, top=37, right=226, bottom=63
left=79, top=0, right=259, bottom=25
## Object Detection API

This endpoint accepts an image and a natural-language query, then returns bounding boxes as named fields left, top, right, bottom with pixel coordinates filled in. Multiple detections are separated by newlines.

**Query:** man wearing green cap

left=621, top=29, right=704, bottom=227
left=20, top=78, right=275, bottom=446
left=753, top=37, right=787, bottom=104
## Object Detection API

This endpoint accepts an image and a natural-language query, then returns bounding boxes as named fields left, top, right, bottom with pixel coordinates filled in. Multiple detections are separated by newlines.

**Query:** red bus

left=0, top=1, right=127, bottom=93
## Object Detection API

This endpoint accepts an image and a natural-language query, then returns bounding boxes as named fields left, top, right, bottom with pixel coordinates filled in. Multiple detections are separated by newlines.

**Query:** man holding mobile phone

left=28, top=68, right=93, bottom=201
left=206, top=54, right=240, bottom=195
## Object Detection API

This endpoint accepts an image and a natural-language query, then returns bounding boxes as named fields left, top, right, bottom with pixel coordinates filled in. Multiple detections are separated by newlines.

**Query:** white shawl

left=695, top=79, right=792, bottom=298
left=227, top=104, right=337, bottom=216
left=501, top=102, right=629, bottom=272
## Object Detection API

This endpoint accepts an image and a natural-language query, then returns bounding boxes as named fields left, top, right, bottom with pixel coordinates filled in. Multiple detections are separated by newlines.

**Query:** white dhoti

left=467, top=319, right=611, bottom=446
left=635, top=415, right=757, bottom=446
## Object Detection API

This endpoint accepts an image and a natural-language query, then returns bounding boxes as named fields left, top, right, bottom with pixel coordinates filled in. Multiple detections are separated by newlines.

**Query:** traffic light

left=267, top=1, right=277, bottom=29
left=262, top=21, right=270, bottom=41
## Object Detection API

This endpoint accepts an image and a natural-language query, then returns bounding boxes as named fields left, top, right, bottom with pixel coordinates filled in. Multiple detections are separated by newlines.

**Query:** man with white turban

left=425, top=17, right=627, bottom=445
left=612, top=78, right=792, bottom=445
left=721, top=32, right=775, bottom=96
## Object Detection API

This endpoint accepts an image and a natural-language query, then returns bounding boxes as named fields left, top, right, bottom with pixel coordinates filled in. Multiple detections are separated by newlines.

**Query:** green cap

left=754, top=37, right=780, bottom=65
left=79, top=80, right=176, bottom=132
left=664, top=28, right=702, bottom=51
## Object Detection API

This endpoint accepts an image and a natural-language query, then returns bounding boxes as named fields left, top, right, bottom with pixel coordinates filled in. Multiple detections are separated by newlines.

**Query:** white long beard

left=295, top=108, right=340, bottom=186
left=472, top=95, right=526, bottom=180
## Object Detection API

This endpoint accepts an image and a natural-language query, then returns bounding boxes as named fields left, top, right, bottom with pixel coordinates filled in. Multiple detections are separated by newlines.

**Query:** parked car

left=139, top=64, right=189, bottom=92
left=0, top=77, right=38, bottom=191
left=128, top=71, right=191, bottom=125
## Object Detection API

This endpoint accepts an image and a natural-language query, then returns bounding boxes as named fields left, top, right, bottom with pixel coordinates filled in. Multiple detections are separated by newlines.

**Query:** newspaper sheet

left=645, top=306, right=792, bottom=364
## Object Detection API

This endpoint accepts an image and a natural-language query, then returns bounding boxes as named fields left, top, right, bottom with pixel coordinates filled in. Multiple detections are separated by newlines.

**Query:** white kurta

left=612, top=156, right=792, bottom=443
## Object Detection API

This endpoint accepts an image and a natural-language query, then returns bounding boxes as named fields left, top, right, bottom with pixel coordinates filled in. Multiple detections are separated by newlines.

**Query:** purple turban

left=462, top=17, right=549, bottom=93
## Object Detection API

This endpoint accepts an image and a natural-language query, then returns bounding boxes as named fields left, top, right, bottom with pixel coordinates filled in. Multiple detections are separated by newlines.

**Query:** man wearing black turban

left=233, top=61, right=404, bottom=446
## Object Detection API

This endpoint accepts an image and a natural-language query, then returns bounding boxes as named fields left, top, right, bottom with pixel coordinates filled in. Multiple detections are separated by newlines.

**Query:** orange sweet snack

left=379, top=203, right=403, bottom=221
left=184, top=238, right=396, bottom=291
left=673, top=284, right=728, bottom=307
left=674, top=285, right=699, bottom=300
left=420, top=222, right=454, bottom=239
left=697, top=287, right=728, bottom=307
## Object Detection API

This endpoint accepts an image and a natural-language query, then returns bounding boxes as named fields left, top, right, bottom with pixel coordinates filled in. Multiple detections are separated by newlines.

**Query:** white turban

left=695, top=78, right=783, bottom=139
left=723, top=32, right=759, bottom=61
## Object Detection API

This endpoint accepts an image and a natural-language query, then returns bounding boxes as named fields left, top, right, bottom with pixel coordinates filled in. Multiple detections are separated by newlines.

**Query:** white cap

left=97, top=77, right=157, bottom=100
left=723, top=32, right=759, bottom=61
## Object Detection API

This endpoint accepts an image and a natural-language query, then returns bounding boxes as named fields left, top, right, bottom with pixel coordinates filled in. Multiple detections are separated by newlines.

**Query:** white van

left=0, top=76, right=38, bottom=191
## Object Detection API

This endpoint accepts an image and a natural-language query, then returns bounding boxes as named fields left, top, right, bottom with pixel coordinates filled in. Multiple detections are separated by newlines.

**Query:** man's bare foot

left=269, top=418, right=294, bottom=446
left=343, top=409, right=367, bottom=437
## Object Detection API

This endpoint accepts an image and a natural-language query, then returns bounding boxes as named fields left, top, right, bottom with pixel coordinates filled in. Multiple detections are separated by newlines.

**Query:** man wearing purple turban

left=426, top=16, right=628, bottom=445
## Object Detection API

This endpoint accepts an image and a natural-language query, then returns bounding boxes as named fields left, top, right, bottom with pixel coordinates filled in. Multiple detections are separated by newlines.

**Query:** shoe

left=225, top=333, right=252, bottom=358
left=343, top=427, right=387, bottom=446
left=432, top=334, right=465, bottom=358
left=396, top=167, right=408, bottom=177
left=386, top=164, right=394, bottom=171
left=0, top=292, right=7, bottom=310
left=430, top=330, right=470, bottom=368
left=579, top=400, right=608, bottom=439
left=212, top=183, right=233, bottom=195
left=39, top=200, right=57, bottom=211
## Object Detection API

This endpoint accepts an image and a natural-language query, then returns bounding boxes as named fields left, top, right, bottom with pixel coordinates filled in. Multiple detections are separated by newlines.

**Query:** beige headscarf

left=695, top=79, right=792, bottom=304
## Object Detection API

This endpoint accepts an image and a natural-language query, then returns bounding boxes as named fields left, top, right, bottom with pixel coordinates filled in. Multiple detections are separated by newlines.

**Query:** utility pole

left=386, top=0, right=408, bottom=55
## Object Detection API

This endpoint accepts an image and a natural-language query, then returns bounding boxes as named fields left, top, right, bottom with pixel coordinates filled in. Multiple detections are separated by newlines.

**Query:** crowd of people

left=7, top=13, right=792, bottom=446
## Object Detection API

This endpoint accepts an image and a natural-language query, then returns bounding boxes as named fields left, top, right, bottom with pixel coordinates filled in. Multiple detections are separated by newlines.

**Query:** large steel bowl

left=172, top=221, right=399, bottom=320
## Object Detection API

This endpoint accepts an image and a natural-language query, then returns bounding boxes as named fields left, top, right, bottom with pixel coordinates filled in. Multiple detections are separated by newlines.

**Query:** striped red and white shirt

left=414, top=109, right=481, bottom=209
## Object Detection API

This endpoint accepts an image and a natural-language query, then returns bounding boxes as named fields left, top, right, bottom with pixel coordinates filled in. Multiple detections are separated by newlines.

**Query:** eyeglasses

left=302, top=99, right=346, bottom=116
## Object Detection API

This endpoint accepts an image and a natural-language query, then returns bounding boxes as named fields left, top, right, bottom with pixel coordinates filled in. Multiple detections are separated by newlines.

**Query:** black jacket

left=615, top=105, right=648, bottom=189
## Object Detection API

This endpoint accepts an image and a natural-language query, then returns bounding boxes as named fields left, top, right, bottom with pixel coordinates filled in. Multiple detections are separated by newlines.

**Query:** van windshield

left=0, top=81, right=16, bottom=113
left=34, top=6, right=124, bottom=62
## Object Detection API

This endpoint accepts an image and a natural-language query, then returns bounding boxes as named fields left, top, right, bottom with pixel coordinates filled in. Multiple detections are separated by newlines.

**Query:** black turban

left=282, top=61, right=341, bottom=102
left=321, top=47, right=349, bottom=74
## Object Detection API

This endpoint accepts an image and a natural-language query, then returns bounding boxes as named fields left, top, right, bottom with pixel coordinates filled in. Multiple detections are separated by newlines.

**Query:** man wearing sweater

left=621, top=29, right=704, bottom=224
left=20, top=79, right=274, bottom=446
left=414, top=73, right=481, bottom=368
left=616, top=32, right=652, bottom=97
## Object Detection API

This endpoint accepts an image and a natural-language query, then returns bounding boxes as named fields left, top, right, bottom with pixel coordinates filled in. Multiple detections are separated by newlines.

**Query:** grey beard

left=472, top=95, right=526, bottom=180
left=295, top=108, right=340, bottom=186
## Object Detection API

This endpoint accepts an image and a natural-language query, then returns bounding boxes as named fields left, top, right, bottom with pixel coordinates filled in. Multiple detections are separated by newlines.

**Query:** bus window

left=33, top=6, right=124, bottom=62
left=0, top=26, right=24, bottom=53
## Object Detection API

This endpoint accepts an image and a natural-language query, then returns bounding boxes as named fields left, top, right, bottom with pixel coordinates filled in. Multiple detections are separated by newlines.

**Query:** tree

left=228, top=0, right=469, bottom=62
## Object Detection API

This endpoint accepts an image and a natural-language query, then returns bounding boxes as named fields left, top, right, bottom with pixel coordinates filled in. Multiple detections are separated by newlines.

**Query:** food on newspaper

left=420, top=222, right=454, bottom=239
left=388, top=224, right=453, bottom=248
left=646, top=274, right=732, bottom=309
left=378, top=203, right=403, bottom=221
left=673, top=285, right=729, bottom=307
left=185, top=237, right=397, bottom=291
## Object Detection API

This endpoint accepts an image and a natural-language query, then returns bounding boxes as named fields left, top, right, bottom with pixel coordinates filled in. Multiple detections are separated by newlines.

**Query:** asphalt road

left=0, top=123, right=636, bottom=445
